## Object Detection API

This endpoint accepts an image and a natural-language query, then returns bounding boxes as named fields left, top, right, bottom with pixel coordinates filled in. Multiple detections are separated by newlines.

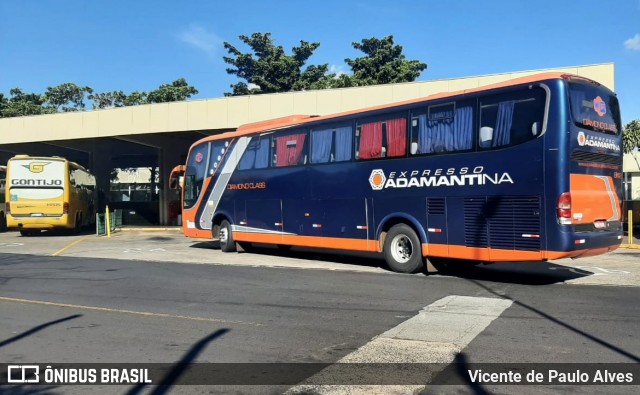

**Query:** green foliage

left=0, top=88, right=55, bottom=117
left=146, top=78, right=198, bottom=103
left=89, top=91, right=127, bottom=109
left=44, top=83, right=94, bottom=112
left=123, top=91, right=148, bottom=106
left=223, top=33, right=427, bottom=95
left=223, top=33, right=331, bottom=95
left=623, top=119, right=640, bottom=153
left=341, top=36, right=427, bottom=87
left=0, top=78, right=199, bottom=115
left=89, top=79, right=198, bottom=109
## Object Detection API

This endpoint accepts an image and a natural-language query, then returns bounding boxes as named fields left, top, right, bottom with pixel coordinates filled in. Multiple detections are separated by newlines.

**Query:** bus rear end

left=6, top=157, right=72, bottom=234
left=552, top=77, right=623, bottom=258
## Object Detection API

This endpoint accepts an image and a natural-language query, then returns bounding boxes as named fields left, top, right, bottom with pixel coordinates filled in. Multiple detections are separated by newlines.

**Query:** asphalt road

left=1, top=245, right=639, bottom=394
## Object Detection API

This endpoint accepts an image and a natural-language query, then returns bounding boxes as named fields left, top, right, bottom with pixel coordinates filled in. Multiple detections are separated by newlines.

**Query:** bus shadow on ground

left=191, top=240, right=387, bottom=270
left=431, top=260, right=593, bottom=285
left=191, top=241, right=593, bottom=285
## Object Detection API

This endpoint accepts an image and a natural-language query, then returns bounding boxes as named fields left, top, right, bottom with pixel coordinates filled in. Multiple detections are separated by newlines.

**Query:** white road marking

left=286, top=295, right=513, bottom=394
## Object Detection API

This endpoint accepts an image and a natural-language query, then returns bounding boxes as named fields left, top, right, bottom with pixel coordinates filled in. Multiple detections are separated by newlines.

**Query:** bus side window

left=273, top=132, right=307, bottom=168
left=356, top=117, right=406, bottom=160
left=411, top=102, right=473, bottom=155
left=238, top=137, right=270, bottom=170
left=311, top=125, right=353, bottom=164
left=479, top=87, right=546, bottom=149
left=209, top=140, right=230, bottom=174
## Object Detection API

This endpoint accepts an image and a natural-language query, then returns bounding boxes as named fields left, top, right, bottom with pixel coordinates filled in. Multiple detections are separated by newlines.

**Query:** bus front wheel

left=219, top=220, right=236, bottom=253
left=383, top=224, right=424, bottom=274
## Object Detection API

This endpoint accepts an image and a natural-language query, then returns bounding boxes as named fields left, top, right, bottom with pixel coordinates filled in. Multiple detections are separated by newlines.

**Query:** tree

left=89, top=79, right=198, bottom=109
left=339, top=36, right=427, bottom=87
left=0, top=88, right=54, bottom=117
left=146, top=78, right=198, bottom=103
left=623, top=119, right=640, bottom=153
left=89, top=91, right=127, bottom=109
left=223, top=32, right=331, bottom=95
left=44, top=83, right=93, bottom=112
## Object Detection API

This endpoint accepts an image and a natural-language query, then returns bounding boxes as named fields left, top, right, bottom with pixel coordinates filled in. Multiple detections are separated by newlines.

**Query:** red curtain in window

left=386, top=118, right=406, bottom=157
left=276, top=134, right=306, bottom=167
left=359, top=122, right=383, bottom=159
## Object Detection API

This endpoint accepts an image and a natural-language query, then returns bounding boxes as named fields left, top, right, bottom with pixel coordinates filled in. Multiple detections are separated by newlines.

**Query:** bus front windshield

left=183, top=143, right=209, bottom=209
left=569, top=82, right=621, bottom=135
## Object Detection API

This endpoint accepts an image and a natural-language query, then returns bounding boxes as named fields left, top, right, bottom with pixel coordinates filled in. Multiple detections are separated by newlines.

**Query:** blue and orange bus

left=170, top=72, right=623, bottom=273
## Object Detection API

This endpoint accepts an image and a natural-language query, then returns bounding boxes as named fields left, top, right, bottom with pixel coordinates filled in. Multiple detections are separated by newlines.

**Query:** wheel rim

left=220, top=227, right=228, bottom=244
left=390, top=234, right=413, bottom=264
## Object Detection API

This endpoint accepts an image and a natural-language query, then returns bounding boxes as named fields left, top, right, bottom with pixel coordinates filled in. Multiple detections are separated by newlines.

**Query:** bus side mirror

left=169, top=165, right=185, bottom=189
left=168, top=165, right=185, bottom=190
left=169, top=174, right=182, bottom=189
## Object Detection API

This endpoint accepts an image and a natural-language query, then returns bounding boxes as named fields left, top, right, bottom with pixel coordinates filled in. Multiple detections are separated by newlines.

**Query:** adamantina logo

left=368, top=167, right=513, bottom=190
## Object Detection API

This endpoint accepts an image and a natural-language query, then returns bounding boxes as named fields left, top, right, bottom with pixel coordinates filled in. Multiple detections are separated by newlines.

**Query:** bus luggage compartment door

left=242, top=199, right=283, bottom=243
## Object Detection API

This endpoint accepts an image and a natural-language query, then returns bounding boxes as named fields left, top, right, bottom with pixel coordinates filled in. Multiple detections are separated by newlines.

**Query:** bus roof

left=8, top=155, right=90, bottom=172
left=192, top=72, right=597, bottom=148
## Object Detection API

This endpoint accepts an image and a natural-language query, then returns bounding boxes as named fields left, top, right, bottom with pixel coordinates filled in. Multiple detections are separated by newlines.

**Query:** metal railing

left=96, top=206, right=122, bottom=236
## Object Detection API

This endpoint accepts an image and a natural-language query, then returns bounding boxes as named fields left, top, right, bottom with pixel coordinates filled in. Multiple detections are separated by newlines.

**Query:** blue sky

left=1, top=0, right=639, bottom=123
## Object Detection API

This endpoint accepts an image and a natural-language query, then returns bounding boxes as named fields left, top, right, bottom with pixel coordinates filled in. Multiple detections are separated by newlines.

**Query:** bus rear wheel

left=219, top=220, right=236, bottom=253
left=383, top=224, right=424, bottom=274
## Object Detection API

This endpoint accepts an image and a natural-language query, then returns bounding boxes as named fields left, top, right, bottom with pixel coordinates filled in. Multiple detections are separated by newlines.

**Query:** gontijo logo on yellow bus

left=22, top=162, right=50, bottom=173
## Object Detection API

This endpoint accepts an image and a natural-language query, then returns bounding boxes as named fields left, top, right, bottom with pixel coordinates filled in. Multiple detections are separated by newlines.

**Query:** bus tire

left=219, top=220, right=236, bottom=253
left=20, top=229, right=37, bottom=237
left=0, top=212, right=6, bottom=232
left=383, top=224, right=424, bottom=274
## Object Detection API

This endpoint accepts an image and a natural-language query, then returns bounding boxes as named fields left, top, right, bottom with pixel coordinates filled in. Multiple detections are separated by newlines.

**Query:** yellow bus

left=0, top=165, right=6, bottom=232
left=5, top=156, right=97, bottom=236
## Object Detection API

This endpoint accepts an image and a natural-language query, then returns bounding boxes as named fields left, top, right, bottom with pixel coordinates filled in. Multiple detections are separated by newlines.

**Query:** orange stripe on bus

left=233, top=232, right=380, bottom=252
left=422, top=243, right=620, bottom=262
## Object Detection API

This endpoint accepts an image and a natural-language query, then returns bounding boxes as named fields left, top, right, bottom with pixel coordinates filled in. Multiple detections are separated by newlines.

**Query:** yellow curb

left=620, top=244, right=640, bottom=249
